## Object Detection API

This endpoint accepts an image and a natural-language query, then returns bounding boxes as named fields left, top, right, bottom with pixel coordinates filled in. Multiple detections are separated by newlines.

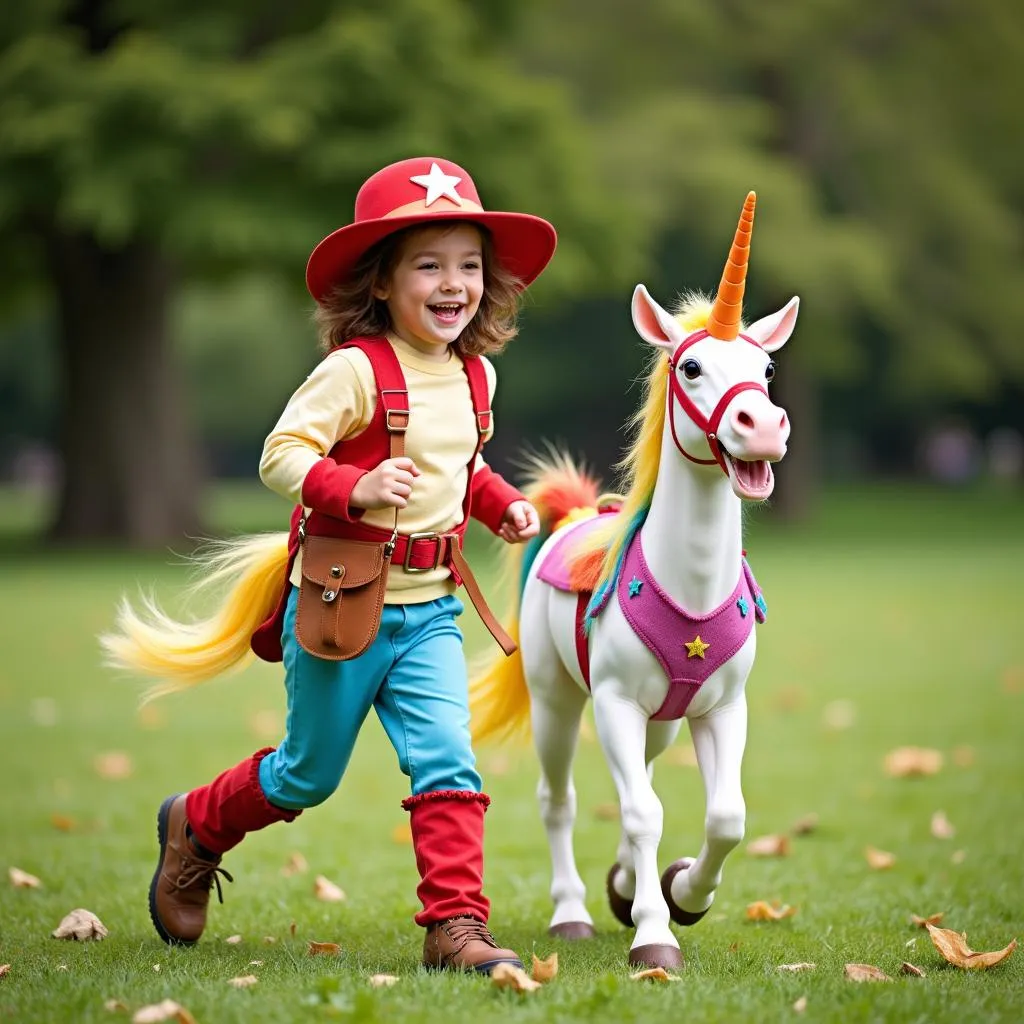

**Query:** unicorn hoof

left=605, top=863, right=634, bottom=928
left=548, top=921, right=596, bottom=940
left=628, top=943, right=684, bottom=971
left=661, top=858, right=710, bottom=927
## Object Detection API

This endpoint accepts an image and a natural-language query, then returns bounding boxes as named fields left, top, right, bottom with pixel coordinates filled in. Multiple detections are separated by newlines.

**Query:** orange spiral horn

left=706, top=191, right=756, bottom=340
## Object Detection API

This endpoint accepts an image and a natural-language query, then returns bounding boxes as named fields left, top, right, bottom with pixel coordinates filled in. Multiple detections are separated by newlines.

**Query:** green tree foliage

left=0, top=0, right=642, bottom=541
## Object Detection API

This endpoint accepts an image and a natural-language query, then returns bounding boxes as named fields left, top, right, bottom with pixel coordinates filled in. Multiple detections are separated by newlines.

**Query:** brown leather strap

left=449, top=543, right=517, bottom=656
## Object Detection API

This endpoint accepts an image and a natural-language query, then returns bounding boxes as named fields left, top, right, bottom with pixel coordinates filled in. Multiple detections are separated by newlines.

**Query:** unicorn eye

left=765, top=361, right=776, bottom=383
left=681, top=359, right=702, bottom=380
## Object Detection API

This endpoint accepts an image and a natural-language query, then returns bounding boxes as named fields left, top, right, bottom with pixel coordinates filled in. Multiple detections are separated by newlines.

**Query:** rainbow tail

left=99, top=532, right=290, bottom=701
left=469, top=450, right=601, bottom=746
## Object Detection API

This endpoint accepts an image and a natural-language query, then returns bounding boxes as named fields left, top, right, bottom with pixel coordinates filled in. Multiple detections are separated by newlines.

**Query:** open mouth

left=428, top=303, right=464, bottom=326
left=723, top=452, right=775, bottom=501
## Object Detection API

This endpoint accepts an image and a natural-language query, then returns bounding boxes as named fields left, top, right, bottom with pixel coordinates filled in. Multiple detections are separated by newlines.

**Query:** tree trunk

left=45, top=231, right=204, bottom=545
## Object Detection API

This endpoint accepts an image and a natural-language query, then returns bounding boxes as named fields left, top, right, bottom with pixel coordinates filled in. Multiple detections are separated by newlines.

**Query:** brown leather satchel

left=294, top=531, right=394, bottom=661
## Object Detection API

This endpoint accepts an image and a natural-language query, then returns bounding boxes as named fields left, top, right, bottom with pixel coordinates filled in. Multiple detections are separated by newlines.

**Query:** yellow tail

left=469, top=450, right=602, bottom=746
left=99, top=532, right=290, bottom=701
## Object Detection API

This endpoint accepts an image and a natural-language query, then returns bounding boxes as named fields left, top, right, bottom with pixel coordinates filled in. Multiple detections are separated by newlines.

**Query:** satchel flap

left=301, top=535, right=387, bottom=588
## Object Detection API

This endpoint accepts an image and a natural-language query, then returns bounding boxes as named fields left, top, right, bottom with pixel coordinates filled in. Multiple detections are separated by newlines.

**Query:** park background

left=0, top=2, right=1022, bottom=1022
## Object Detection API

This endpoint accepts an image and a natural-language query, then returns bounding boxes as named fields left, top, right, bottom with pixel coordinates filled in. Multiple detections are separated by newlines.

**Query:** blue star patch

left=736, top=596, right=749, bottom=618
left=755, top=594, right=768, bottom=616
left=628, top=576, right=643, bottom=598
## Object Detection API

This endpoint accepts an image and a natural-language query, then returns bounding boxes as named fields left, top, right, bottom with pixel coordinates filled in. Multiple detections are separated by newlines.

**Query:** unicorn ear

left=632, top=285, right=684, bottom=352
left=746, top=296, right=799, bottom=353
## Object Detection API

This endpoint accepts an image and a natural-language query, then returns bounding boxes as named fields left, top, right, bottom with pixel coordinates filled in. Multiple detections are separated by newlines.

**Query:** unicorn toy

left=470, top=192, right=799, bottom=970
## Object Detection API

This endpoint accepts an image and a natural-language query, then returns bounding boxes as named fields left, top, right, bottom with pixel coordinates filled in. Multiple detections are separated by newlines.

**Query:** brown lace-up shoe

left=148, top=794, right=233, bottom=945
left=422, top=916, right=523, bottom=974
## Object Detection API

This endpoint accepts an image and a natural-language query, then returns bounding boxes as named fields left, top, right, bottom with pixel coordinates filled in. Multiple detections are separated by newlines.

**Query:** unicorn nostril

left=779, top=412, right=789, bottom=431
left=735, top=411, right=755, bottom=431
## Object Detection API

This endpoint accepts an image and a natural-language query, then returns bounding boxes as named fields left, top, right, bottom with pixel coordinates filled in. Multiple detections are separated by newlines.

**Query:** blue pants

left=258, top=587, right=481, bottom=810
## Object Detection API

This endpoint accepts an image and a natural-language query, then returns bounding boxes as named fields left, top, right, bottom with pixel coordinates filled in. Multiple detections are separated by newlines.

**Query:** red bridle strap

left=667, top=330, right=768, bottom=474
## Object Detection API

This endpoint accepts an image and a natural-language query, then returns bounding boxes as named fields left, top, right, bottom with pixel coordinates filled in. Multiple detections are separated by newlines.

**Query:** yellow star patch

left=684, top=635, right=710, bottom=659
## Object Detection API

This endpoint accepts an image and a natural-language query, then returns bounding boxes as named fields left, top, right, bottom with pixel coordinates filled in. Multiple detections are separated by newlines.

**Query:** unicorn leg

left=665, top=698, right=748, bottom=919
left=593, top=690, right=680, bottom=969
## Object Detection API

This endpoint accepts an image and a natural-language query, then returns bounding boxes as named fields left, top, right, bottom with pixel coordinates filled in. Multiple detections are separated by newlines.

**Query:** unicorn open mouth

left=429, top=303, right=464, bottom=325
left=723, top=453, right=775, bottom=501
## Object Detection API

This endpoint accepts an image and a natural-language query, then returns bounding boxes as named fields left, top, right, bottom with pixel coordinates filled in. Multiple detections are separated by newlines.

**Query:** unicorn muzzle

left=726, top=403, right=790, bottom=463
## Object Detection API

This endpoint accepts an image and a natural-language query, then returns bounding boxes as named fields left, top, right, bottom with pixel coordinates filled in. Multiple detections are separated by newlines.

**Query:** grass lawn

left=0, top=482, right=1022, bottom=1022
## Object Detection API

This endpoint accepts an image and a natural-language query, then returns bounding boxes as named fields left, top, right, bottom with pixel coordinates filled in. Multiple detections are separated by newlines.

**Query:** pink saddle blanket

left=536, top=513, right=618, bottom=592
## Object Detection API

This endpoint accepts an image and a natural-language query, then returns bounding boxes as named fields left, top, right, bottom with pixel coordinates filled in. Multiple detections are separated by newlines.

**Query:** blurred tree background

left=1, top=0, right=1021, bottom=542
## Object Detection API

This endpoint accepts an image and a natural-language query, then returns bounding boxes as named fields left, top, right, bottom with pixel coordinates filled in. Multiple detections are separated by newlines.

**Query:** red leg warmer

left=185, top=747, right=300, bottom=854
left=404, top=790, right=492, bottom=926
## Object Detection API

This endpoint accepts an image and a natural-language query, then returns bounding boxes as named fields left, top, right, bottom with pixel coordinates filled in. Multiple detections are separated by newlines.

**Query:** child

left=102, top=156, right=557, bottom=973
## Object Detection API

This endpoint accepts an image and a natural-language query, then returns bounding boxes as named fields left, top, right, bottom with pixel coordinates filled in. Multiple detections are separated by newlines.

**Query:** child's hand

left=351, top=457, right=421, bottom=510
left=498, top=500, right=540, bottom=543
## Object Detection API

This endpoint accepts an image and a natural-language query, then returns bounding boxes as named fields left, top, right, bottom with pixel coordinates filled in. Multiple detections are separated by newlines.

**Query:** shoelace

left=441, top=917, right=497, bottom=951
left=174, top=856, right=235, bottom=905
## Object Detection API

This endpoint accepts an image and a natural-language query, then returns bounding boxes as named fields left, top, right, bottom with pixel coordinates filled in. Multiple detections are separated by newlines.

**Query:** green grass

left=1, top=483, right=1022, bottom=1022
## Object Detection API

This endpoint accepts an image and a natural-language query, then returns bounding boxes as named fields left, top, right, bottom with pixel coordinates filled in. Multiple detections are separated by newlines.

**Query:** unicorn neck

left=639, top=439, right=744, bottom=614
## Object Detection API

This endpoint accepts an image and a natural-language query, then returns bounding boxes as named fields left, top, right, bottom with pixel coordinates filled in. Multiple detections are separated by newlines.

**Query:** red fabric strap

left=575, top=591, right=592, bottom=690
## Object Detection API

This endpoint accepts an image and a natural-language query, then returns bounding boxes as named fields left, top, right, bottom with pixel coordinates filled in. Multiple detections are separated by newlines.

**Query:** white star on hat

left=409, top=162, right=463, bottom=207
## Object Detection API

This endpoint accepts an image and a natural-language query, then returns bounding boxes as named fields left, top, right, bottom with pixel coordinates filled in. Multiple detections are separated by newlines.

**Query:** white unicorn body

left=471, top=194, right=800, bottom=969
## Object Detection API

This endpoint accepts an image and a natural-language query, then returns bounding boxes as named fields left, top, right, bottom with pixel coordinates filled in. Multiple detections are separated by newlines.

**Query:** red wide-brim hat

left=305, top=157, right=557, bottom=301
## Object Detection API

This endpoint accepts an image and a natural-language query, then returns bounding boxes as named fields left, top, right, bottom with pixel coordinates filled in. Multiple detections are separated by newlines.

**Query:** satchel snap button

left=330, top=566, right=342, bottom=577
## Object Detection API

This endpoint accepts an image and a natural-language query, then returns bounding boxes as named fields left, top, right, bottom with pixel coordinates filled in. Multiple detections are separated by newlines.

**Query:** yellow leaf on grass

left=822, top=699, right=856, bottom=731
left=793, top=995, right=808, bottom=1013
left=51, top=814, right=77, bottom=832
left=9, top=867, right=41, bottom=889
left=593, top=803, right=619, bottom=821
left=883, top=747, right=942, bottom=777
left=94, top=752, right=134, bottom=780
left=629, top=966, right=678, bottom=982
left=281, top=852, right=308, bottom=877
left=901, top=962, right=926, bottom=977
left=52, top=908, right=108, bottom=941
left=951, top=849, right=967, bottom=865
left=0, top=964, right=10, bottom=979
left=491, top=962, right=541, bottom=992
left=391, top=823, right=413, bottom=845
left=531, top=952, right=558, bottom=982
left=930, top=810, right=956, bottom=839
left=227, top=975, right=258, bottom=988
left=663, top=745, right=698, bottom=767
left=844, top=963, right=892, bottom=982
left=307, top=941, right=341, bottom=956
left=104, top=998, right=128, bottom=1011
left=865, top=846, right=896, bottom=870
left=313, top=875, right=346, bottom=902
left=925, top=923, right=1018, bottom=969
left=747, top=834, right=791, bottom=857
left=368, top=974, right=400, bottom=988
left=224, top=934, right=242, bottom=944
left=791, top=814, right=819, bottom=836
left=777, top=962, right=816, bottom=972
left=911, top=912, right=944, bottom=928
left=131, top=1000, right=197, bottom=1024
left=249, top=709, right=282, bottom=740
left=952, top=745, right=975, bottom=767
left=746, top=901, right=797, bottom=921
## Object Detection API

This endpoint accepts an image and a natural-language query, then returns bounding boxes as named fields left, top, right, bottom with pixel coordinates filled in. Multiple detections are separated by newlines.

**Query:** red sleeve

left=300, top=458, right=367, bottom=522
left=470, top=463, right=526, bottom=534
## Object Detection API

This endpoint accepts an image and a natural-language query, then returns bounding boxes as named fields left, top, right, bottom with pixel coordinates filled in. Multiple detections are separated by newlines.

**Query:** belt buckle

left=403, top=532, right=442, bottom=573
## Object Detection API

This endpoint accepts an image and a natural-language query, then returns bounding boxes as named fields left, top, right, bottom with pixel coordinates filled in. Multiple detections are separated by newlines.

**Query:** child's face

left=374, top=224, right=484, bottom=357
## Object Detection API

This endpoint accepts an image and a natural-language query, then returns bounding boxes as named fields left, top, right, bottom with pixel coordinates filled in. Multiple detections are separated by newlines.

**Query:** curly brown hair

left=313, top=222, right=523, bottom=358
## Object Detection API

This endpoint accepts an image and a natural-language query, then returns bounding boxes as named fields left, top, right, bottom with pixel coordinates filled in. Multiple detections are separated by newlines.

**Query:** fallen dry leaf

left=0, top=964, right=10, bottom=979
left=51, top=813, right=77, bottom=832
left=865, top=846, right=897, bottom=870
left=746, top=901, right=797, bottom=921
left=94, top=751, right=134, bottom=780
left=593, top=802, right=619, bottom=821
left=747, top=834, right=791, bottom=858
left=103, top=997, right=128, bottom=1011
left=9, top=866, right=41, bottom=889
left=901, top=962, right=926, bottom=977
left=135, top=704, right=166, bottom=730
left=289, top=921, right=297, bottom=937
left=313, top=875, right=346, bottom=902
left=249, top=709, right=282, bottom=739
left=911, top=912, right=945, bottom=928
left=793, top=995, right=808, bottom=1013
left=391, top=823, right=413, bottom=845
left=791, top=814, right=819, bottom=836
left=728, top=941, right=740, bottom=953
left=770, top=684, right=807, bottom=712
left=930, top=810, right=955, bottom=839
left=307, top=941, right=341, bottom=956
left=844, top=963, right=892, bottom=982
left=629, top=966, right=678, bottom=982
left=1002, top=665, right=1024, bottom=694
left=531, top=952, right=558, bottom=982
left=663, top=745, right=698, bottom=767
left=368, top=974, right=400, bottom=988
left=491, top=962, right=541, bottom=992
left=263, top=936, right=277, bottom=944
left=951, top=849, right=967, bottom=865
left=822, top=699, right=856, bottom=731
left=247, top=960, right=263, bottom=967
left=952, top=745, right=975, bottom=767
left=52, top=908, right=108, bottom=941
left=777, top=962, right=816, bottom=972
left=225, top=934, right=242, bottom=945
left=926, top=923, right=1017, bottom=970
left=281, top=852, right=308, bottom=877
left=152, top=964, right=160, bottom=972
left=131, top=1000, right=197, bottom=1024
left=481, top=753, right=511, bottom=776
left=884, top=746, right=942, bottom=777
left=227, top=975, right=258, bottom=988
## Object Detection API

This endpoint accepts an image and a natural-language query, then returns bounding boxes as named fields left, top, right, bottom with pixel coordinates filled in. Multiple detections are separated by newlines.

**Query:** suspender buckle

left=403, top=532, right=444, bottom=573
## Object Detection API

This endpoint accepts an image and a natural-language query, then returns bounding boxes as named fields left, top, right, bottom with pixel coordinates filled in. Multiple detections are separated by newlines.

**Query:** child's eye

left=463, top=261, right=481, bottom=271
left=417, top=262, right=439, bottom=271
